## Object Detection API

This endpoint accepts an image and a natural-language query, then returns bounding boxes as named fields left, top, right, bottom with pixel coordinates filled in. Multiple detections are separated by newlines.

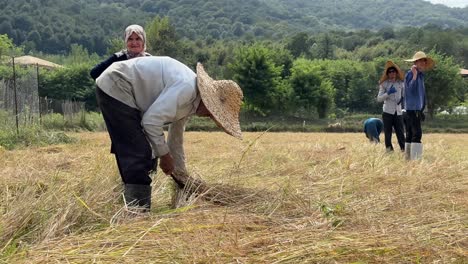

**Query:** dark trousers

left=382, top=112, right=405, bottom=151
left=96, top=87, right=156, bottom=185
left=404, top=110, right=423, bottom=143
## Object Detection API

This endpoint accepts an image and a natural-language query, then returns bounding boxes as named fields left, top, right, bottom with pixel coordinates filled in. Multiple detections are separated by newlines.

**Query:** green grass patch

left=188, top=113, right=468, bottom=133
left=0, top=125, right=76, bottom=150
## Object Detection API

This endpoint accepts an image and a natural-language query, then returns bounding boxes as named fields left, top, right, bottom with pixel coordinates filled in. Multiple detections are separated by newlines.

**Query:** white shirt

left=96, top=56, right=201, bottom=174
left=377, top=80, right=405, bottom=115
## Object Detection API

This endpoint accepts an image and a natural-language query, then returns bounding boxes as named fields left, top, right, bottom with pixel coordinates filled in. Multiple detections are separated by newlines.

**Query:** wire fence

left=0, top=61, right=85, bottom=132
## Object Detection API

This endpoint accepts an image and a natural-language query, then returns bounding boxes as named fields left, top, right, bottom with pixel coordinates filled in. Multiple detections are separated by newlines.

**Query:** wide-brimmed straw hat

left=379, top=60, right=404, bottom=84
left=196, top=63, right=243, bottom=139
left=404, top=51, right=435, bottom=70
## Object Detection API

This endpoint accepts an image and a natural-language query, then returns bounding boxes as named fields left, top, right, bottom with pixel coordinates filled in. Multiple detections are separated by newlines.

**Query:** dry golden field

left=0, top=132, right=467, bottom=263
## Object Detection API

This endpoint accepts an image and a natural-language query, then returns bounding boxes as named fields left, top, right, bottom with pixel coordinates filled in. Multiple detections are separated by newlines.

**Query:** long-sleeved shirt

left=96, top=56, right=201, bottom=174
left=90, top=51, right=151, bottom=80
left=377, top=80, right=405, bottom=115
left=363, top=118, right=383, bottom=142
left=404, top=70, right=426, bottom=111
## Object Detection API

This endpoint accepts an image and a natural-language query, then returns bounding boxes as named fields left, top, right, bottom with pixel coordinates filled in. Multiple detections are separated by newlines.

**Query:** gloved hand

left=387, top=86, right=397, bottom=95
left=420, top=112, right=425, bottom=122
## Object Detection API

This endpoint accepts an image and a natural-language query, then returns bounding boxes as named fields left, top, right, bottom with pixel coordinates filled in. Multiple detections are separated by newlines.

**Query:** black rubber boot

left=124, top=184, right=152, bottom=211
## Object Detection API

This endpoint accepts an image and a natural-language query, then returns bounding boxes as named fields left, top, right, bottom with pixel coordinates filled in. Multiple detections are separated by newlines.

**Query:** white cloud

left=425, top=0, right=468, bottom=8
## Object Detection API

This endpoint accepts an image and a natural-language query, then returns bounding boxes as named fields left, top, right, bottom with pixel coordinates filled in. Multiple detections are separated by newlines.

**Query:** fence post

left=12, top=56, right=19, bottom=135
left=37, top=63, right=41, bottom=125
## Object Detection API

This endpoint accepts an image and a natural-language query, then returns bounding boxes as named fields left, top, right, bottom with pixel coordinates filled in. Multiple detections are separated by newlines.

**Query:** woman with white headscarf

left=90, top=25, right=151, bottom=80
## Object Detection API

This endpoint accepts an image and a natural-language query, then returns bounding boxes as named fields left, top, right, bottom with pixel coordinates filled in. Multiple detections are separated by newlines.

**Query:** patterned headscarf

left=124, top=24, right=148, bottom=58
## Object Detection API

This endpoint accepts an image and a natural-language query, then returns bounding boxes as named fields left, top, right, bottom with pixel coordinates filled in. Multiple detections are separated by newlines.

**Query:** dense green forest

left=0, top=0, right=467, bottom=55
left=0, top=0, right=467, bottom=120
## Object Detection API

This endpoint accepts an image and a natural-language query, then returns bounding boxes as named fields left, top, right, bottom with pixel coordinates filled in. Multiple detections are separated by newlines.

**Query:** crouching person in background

left=95, top=56, right=243, bottom=212
left=363, top=118, right=383, bottom=144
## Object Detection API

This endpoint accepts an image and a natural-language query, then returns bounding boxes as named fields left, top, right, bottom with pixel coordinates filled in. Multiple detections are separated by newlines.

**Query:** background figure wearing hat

left=363, top=118, right=383, bottom=144
left=90, top=24, right=151, bottom=80
left=403, top=51, right=434, bottom=160
left=377, top=61, right=405, bottom=152
left=95, top=56, right=243, bottom=211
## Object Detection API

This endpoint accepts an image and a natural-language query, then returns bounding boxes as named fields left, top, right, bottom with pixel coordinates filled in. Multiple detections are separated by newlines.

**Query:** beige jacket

left=96, top=56, right=201, bottom=175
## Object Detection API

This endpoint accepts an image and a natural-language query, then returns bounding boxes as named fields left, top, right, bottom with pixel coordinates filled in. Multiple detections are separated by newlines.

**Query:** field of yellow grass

left=1, top=132, right=467, bottom=263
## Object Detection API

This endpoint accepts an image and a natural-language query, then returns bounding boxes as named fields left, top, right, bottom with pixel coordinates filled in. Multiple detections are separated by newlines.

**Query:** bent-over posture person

left=363, top=118, right=383, bottom=144
left=95, top=56, right=243, bottom=211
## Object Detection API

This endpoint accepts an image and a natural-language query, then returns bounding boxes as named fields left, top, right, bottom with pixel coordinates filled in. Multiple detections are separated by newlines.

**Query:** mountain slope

left=0, top=0, right=466, bottom=55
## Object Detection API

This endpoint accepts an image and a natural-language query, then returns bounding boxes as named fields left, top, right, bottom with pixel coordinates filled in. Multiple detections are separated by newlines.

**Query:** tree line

left=0, top=17, right=466, bottom=120
left=0, top=0, right=467, bottom=55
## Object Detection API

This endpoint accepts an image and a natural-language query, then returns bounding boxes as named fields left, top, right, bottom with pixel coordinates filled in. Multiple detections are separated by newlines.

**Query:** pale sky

left=425, top=0, right=468, bottom=8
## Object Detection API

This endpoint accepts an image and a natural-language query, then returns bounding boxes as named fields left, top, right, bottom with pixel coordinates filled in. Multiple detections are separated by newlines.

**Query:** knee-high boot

left=124, top=184, right=152, bottom=211
left=410, top=143, right=423, bottom=160
left=404, top=143, right=411, bottom=160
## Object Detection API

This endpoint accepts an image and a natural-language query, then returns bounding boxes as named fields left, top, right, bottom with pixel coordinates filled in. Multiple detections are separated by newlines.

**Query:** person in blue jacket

left=363, top=118, right=383, bottom=143
left=403, top=51, right=434, bottom=160
left=90, top=24, right=151, bottom=80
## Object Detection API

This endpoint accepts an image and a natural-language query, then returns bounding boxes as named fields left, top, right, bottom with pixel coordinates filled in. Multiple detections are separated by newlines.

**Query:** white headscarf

left=124, top=24, right=148, bottom=58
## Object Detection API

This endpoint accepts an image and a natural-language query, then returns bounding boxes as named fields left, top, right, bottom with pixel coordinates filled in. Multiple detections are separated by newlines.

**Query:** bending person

left=95, top=56, right=243, bottom=211
left=364, top=118, right=383, bottom=144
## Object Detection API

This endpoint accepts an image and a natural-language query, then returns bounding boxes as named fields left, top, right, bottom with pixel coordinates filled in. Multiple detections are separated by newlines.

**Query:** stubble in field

left=0, top=132, right=467, bottom=263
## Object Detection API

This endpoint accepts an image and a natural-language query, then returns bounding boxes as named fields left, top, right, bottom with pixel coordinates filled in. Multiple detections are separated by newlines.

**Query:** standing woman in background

left=377, top=61, right=405, bottom=152
left=91, top=24, right=153, bottom=189
left=90, top=24, right=151, bottom=80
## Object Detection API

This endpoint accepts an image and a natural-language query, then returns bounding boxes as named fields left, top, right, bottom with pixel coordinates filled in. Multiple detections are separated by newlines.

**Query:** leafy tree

left=311, top=33, right=335, bottom=60
left=39, top=63, right=97, bottom=109
left=289, top=58, right=335, bottom=118
left=0, top=34, right=14, bottom=58
left=106, top=37, right=124, bottom=55
left=0, top=34, right=22, bottom=58
left=66, top=44, right=91, bottom=65
left=285, top=32, right=311, bottom=58
left=0, top=21, right=13, bottom=38
left=229, top=44, right=287, bottom=114
left=145, top=16, right=181, bottom=58
left=424, top=51, right=465, bottom=118
left=311, top=59, right=380, bottom=114
left=231, top=22, right=244, bottom=37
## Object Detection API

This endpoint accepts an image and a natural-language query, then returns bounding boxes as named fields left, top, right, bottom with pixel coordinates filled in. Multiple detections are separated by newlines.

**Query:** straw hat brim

left=404, top=51, right=435, bottom=70
left=196, top=63, right=243, bottom=139
left=380, top=60, right=404, bottom=84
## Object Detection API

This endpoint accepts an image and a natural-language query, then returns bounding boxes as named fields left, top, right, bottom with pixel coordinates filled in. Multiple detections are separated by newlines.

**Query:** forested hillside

left=0, top=0, right=466, bottom=55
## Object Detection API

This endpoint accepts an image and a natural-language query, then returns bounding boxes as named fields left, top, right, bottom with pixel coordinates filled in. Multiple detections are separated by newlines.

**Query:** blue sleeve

left=405, top=71, right=417, bottom=95
left=90, top=53, right=127, bottom=80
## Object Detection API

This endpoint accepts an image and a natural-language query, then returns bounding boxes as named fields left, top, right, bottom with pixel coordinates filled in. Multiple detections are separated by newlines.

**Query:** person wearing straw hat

left=403, top=51, right=435, bottom=160
left=90, top=24, right=151, bottom=80
left=95, top=56, right=243, bottom=211
left=377, top=61, right=406, bottom=152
